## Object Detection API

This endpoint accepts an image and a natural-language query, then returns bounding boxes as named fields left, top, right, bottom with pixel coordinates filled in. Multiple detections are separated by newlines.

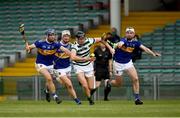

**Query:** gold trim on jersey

left=38, top=48, right=56, bottom=55
left=121, top=46, right=134, bottom=53
left=55, top=52, right=69, bottom=58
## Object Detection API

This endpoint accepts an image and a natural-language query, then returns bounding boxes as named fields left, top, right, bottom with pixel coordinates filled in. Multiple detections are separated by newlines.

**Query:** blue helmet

left=45, top=28, right=56, bottom=36
left=75, top=31, right=85, bottom=39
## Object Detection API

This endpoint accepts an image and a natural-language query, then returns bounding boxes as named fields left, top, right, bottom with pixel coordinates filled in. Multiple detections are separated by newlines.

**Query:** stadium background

left=0, top=0, right=180, bottom=102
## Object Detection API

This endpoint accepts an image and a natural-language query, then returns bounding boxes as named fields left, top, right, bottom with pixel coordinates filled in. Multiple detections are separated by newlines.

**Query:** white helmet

left=126, top=27, right=135, bottom=33
left=61, top=30, right=71, bottom=37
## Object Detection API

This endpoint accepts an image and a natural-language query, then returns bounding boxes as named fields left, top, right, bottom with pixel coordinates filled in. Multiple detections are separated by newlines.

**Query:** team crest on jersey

left=42, top=45, right=46, bottom=48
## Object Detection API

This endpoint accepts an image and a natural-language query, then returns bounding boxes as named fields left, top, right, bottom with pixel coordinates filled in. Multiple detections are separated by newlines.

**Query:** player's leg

left=90, top=72, right=102, bottom=97
left=103, top=71, right=111, bottom=101
left=85, top=63, right=97, bottom=97
left=44, top=82, right=51, bottom=102
left=39, top=68, right=62, bottom=104
left=104, top=75, right=123, bottom=101
left=77, top=72, right=94, bottom=105
left=108, top=61, right=124, bottom=87
left=59, top=75, right=81, bottom=105
left=74, top=64, right=94, bottom=105
left=86, top=76, right=96, bottom=105
left=96, top=81, right=101, bottom=88
left=56, top=77, right=64, bottom=85
left=110, top=75, right=123, bottom=87
left=104, top=61, right=124, bottom=100
left=125, top=65, right=143, bottom=105
left=86, top=71, right=97, bottom=96
left=106, top=61, right=124, bottom=87
left=95, top=72, right=102, bottom=88
left=87, top=76, right=96, bottom=93
left=104, top=79, right=109, bottom=101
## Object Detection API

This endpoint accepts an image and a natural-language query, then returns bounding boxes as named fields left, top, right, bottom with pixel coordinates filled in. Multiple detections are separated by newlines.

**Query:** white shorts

left=113, top=60, right=134, bottom=76
left=73, top=63, right=94, bottom=78
left=35, top=63, right=54, bottom=74
left=54, top=66, right=71, bottom=78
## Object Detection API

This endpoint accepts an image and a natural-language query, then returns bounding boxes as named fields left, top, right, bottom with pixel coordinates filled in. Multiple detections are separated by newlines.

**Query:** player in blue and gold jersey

left=53, top=30, right=81, bottom=105
left=104, top=27, right=161, bottom=105
left=26, top=29, right=70, bottom=104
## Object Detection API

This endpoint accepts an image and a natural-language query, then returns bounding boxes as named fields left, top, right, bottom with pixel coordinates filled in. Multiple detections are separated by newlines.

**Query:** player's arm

left=101, top=41, right=115, bottom=55
left=116, top=41, right=124, bottom=49
left=60, top=46, right=71, bottom=57
left=140, top=44, right=161, bottom=57
left=94, top=32, right=109, bottom=43
left=93, top=32, right=111, bottom=43
left=94, top=37, right=102, bottom=43
left=70, top=49, right=92, bottom=62
left=108, top=59, right=113, bottom=76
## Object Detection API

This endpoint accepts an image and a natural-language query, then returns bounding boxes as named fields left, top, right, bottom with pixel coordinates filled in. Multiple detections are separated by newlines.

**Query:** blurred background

left=0, top=0, right=180, bottom=101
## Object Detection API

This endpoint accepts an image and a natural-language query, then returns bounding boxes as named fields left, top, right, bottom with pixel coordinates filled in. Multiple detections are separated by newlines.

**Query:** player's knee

left=116, top=81, right=122, bottom=87
left=66, top=84, right=73, bottom=90
left=82, top=84, right=89, bottom=90
left=89, top=87, right=94, bottom=90
left=132, top=77, right=139, bottom=83
left=46, top=77, right=53, bottom=83
left=115, top=79, right=123, bottom=87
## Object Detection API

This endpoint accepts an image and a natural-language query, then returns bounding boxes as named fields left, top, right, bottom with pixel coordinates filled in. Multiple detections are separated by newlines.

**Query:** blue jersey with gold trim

left=54, top=42, right=71, bottom=69
left=114, top=38, right=141, bottom=64
left=34, top=40, right=60, bottom=66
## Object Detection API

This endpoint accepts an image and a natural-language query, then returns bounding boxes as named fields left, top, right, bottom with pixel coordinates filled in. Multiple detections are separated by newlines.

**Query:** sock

left=90, top=88, right=97, bottom=96
left=87, top=97, right=92, bottom=102
left=104, top=88, right=108, bottom=100
left=74, top=98, right=81, bottom=104
left=45, top=86, right=49, bottom=93
left=134, top=93, right=140, bottom=100
left=104, top=79, right=109, bottom=87
left=52, top=93, right=58, bottom=99
left=105, top=80, right=111, bottom=87
left=45, top=88, right=49, bottom=93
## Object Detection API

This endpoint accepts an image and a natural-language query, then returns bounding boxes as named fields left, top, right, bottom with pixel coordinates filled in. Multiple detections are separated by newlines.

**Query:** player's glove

left=19, top=24, right=25, bottom=35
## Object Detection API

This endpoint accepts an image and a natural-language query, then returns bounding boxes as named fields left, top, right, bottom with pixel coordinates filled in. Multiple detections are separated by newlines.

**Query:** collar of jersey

left=60, top=41, right=69, bottom=46
left=46, top=39, right=53, bottom=44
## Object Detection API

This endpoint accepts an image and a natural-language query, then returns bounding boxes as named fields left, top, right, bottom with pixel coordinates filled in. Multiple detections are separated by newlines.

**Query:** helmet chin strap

left=61, top=39, right=69, bottom=44
left=127, top=37, right=133, bottom=41
left=46, top=38, right=54, bottom=43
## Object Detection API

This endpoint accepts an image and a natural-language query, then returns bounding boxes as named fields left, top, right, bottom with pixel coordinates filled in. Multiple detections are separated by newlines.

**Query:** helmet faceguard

left=45, top=29, right=56, bottom=36
left=75, top=31, right=85, bottom=39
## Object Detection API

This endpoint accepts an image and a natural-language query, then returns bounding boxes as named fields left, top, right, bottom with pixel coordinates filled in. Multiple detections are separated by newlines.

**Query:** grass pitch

left=0, top=100, right=180, bottom=117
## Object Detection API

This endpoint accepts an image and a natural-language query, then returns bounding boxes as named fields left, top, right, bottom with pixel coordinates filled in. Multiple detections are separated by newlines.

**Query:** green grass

left=0, top=100, right=180, bottom=117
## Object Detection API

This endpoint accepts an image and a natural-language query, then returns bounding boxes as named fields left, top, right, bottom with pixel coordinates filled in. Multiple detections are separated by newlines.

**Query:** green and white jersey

left=71, top=38, right=95, bottom=66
